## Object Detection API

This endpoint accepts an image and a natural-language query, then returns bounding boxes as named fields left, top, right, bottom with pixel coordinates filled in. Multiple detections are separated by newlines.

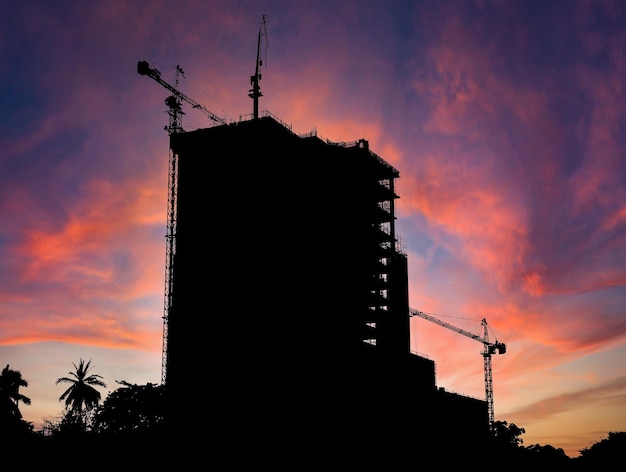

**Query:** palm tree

left=0, top=364, right=31, bottom=420
left=56, top=358, right=106, bottom=418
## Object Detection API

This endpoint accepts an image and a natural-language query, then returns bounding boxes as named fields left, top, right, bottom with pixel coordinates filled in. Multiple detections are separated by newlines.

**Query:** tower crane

left=409, top=308, right=506, bottom=429
left=249, top=14, right=268, bottom=120
left=137, top=59, right=226, bottom=385
left=137, top=60, right=226, bottom=132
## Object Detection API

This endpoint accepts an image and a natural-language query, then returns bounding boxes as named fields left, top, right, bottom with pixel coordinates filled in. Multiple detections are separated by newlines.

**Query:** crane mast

left=249, top=14, right=268, bottom=119
left=409, top=308, right=506, bottom=429
left=137, top=60, right=226, bottom=384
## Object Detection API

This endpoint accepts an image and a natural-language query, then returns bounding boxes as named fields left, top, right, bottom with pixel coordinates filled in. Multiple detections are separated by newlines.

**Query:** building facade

left=163, top=115, right=489, bottom=456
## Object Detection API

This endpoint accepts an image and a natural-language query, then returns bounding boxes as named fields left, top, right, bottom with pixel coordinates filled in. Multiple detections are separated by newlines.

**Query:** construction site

left=137, top=16, right=506, bottom=458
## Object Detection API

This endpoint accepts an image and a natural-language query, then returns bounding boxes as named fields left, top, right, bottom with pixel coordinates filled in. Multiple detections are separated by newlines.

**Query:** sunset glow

left=1, top=0, right=625, bottom=458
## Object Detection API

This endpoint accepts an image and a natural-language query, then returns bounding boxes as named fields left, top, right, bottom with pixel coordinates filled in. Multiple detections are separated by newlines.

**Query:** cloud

left=0, top=171, right=165, bottom=350
left=508, top=375, right=626, bottom=423
left=389, top=1, right=626, bottom=305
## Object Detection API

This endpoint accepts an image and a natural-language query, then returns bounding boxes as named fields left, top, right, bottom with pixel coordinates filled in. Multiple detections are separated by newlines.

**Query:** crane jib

left=137, top=60, right=226, bottom=126
left=409, top=307, right=506, bottom=429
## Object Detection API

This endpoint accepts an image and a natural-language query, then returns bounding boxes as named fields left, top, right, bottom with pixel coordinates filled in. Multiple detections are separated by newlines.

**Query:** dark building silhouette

left=163, top=114, right=489, bottom=457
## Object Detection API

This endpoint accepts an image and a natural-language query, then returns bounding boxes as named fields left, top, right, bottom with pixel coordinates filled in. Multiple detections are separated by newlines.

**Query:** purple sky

left=1, top=0, right=625, bottom=457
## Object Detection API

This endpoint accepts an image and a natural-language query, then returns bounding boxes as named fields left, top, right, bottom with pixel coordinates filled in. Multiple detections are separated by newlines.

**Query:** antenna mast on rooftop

left=249, top=14, right=268, bottom=119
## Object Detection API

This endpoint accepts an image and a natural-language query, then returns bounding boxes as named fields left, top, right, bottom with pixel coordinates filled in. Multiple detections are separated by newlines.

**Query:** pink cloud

left=0, top=172, right=165, bottom=350
left=508, top=375, right=626, bottom=423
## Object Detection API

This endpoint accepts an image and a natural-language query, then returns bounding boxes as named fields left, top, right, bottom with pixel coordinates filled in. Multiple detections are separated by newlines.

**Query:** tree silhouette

left=575, top=431, right=626, bottom=469
left=0, top=365, right=34, bottom=439
left=491, top=419, right=526, bottom=446
left=91, top=380, right=166, bottom=437
left=525, top=443, right=572, bottom=467
left=56, top=358, right=106, bottom=429
left=0, top=364, right=31, bottom=419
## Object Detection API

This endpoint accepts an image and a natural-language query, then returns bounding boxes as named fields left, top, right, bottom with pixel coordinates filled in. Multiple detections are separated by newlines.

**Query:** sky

left=1, top=0, right=625, bottom=458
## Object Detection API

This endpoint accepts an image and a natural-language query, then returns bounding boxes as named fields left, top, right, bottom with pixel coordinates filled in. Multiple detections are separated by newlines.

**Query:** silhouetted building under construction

left=163, top=113, right=489, bottom=456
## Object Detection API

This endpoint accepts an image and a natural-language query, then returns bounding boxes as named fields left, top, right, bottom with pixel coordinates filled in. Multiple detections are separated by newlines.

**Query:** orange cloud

left=508, top=375, right=626, bottom=423
left=1, top=171, right=166, bottom=350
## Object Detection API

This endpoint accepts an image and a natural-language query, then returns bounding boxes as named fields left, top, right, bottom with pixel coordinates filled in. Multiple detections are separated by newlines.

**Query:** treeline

left=1, top=361, right=624, bottom=468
